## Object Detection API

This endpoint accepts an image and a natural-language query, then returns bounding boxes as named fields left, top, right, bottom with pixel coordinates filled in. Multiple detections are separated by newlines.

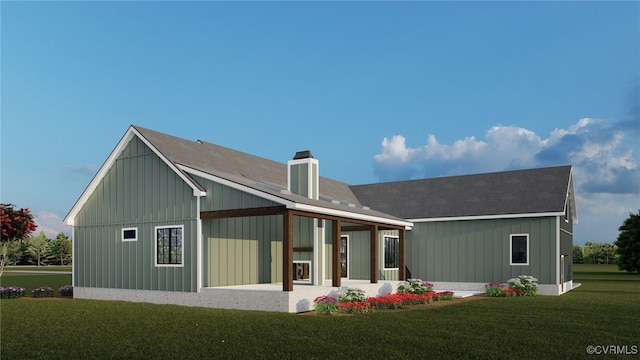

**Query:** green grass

left=1, top=265, right=638, bottom=359
left=0, top=266, right=72, bottom=294
left=3, top=265, right=72, bottom=272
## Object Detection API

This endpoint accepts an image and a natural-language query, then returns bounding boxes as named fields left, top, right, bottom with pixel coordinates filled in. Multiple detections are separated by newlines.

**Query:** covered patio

left=200, top=205, right=412, bottom=292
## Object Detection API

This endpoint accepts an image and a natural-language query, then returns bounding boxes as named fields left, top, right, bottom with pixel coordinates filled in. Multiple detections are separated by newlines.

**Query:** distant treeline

left=4, top=231, right=72, bottom=266
left=573, top=242, right=617, bottom=264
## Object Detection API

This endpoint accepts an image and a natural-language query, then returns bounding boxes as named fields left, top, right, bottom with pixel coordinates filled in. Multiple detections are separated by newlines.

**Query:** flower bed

left=486, top=275, right=538, bottom=297
left=313, top=284, right=454, bottom=315
left=32, top=286, right=54, bottom=298
left=313, top=295, right=338, bottom=314
left=0, top=286, right=26, bottom=299
left=58, top=285, right=73, bottom=297
left=337, top=301, right=370, bottom=314
left=1, top=284, right=74, bottom=299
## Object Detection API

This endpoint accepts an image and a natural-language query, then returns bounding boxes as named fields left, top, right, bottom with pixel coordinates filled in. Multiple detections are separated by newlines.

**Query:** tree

left=49, top=232, right=72, bottom=265
left=28, top=231, right=50, bottom=267
left=1, top=203, right=37, bottom=276
left=615, top=209, right=640, bottom=273
left=573, top=245, right=584, bottom=264
left=5, top=240, right=25, bottom=265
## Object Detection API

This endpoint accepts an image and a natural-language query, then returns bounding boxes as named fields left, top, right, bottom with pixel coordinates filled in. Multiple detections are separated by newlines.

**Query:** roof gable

left=350, top=166, right=577, bottom=222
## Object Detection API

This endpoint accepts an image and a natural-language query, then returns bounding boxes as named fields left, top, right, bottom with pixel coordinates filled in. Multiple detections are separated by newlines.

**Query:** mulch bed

left=300, top=294, right=488, bottom=315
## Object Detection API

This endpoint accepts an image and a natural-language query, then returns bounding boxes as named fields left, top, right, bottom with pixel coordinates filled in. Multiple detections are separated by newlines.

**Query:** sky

left=1, top=1, right=638, bottom=246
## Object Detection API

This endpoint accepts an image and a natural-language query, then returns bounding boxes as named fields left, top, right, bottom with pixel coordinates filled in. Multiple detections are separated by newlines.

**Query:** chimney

left=288, top=150, right=319, bottom=200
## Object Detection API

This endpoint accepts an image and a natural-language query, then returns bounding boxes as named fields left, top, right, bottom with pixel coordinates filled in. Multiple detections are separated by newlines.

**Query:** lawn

left=1, top=265, right=638, bottom=359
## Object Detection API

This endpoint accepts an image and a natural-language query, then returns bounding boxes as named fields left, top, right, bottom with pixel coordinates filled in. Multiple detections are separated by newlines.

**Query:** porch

left=200, top=280, right=483, bottom=313
left=74, top=281, right=482, bottom=313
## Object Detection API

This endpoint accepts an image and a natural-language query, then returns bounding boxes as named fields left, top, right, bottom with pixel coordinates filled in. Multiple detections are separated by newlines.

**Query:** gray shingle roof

left=350, top=166, right=574, bottom=220
left=133, top=126, right=405, bottom=224
left=133, top=126, right=575, bottom=224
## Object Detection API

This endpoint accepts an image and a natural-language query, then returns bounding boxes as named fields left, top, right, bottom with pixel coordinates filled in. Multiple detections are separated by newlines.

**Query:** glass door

left=340, top=236, right=348, bottom=278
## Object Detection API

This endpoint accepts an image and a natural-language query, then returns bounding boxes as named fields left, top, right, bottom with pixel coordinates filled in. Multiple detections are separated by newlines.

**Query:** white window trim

left=122, top=227, right=138, bottom=242
left=383, top=235, right=400, bottom=270
left=293, top=260, right=312, bottom=284
left=510, top=233, right=529, bottom=266
left=154, top=225, right=184, bottom=267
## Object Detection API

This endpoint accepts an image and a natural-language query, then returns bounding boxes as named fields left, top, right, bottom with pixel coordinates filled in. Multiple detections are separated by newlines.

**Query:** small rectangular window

left=510, top=234, right=529, bottom=265
left=293, top=261, right=312, bottom=284
left=384, top=236, right=399, bottom=269
left=122, top=227, right=137, bottom=242
left=155, top=225, right=183, bottom=267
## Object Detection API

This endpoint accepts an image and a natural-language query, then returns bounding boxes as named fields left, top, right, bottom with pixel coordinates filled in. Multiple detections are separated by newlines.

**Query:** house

left=351, top=165, right=577, bottom=296
left=64, top=125, right=577, bottom=312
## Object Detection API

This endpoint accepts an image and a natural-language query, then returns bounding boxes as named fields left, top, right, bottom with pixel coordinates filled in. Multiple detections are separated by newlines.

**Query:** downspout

left=71, top=226, right=75, bottom=288
left=556, top=216, right=561, bottom=294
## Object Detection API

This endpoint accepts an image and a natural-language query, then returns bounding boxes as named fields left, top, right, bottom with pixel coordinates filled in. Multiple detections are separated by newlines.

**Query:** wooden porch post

left=283, top=210, right=293, bottom=291
left=399, top=227, right=407, bottom=281
left=332, top=219, right=341, bottom=287
left=370, top=225, right=378, bottom=283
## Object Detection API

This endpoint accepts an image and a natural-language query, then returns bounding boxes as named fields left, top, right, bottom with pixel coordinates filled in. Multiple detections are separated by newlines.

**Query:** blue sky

left=2, top=1, right=638, bottom=246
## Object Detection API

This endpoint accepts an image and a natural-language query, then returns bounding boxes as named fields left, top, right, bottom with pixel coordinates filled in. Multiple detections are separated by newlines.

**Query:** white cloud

left=34, top=211, right=71, bottom=239
left=373, top=117, right=640, bottom=244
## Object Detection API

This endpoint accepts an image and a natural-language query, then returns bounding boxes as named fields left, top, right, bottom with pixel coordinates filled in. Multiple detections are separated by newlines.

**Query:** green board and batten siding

left=336, top=228, right=399, bottom=281
left=195, top=175, right=319, bottom=287
left=406, top=217, right=561, bottom=285
left=73, top=136, right=198, bottom=292
left=193, top=174, right=283, bottom=287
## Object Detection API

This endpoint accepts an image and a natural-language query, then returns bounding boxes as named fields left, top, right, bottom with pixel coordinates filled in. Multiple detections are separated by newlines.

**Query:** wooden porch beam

left=399, top=228, right=406, bottom=281
left=200, top=205, right=286, bottom=220
left=332, top=219, right=341, bottom=288
left=370, top=225, right=378, bottom=283
left=341, top=225, right=371, bottom=232
left=289, top=209, right=405, bottom=231
left=283, top=210, right=294, bottom=291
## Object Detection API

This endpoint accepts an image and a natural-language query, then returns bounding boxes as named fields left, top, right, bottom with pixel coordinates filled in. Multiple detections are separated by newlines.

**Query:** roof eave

left=407, top=211, right=567, bottom=223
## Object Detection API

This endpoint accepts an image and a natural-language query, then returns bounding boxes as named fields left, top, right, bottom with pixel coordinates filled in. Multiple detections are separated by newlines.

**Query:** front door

left=340, top=236, right=348, bottom=278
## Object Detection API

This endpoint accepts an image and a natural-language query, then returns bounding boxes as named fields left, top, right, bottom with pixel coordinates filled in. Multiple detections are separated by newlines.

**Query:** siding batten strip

left=370, top=225, right=378, bottom=283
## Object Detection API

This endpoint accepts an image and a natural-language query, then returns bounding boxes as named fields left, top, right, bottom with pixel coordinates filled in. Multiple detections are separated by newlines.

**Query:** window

left=510, top=234, right=529, bottom=265
left=155, top=225, right=183, bottom=266
left=293, top=261, right=312, bottom=284
left=384, top=236, right=399, bottom=269
left=122, top=227, right=137, bottom=242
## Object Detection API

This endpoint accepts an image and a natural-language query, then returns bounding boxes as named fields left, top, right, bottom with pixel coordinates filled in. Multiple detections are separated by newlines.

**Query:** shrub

left=313, top=295, right=338, bottom=314
left=367, top=293, right=404, bottom=309
left=337, top=301, right=370, bottom=314
left=437, top=291, right=454, bottom=300
left=507, top=275, right=538, bottom=296
left=501, top=289, right=524, bottom=297
left=338, top=288, right=366, bottom=303
left=32, top=286, right=54, bottom=298
left=58, top=285, right=73, bottom=297
left=0, top=286, right=25, bottom=299
left=485, top=282, right=505, bottom=297
left=397, top=278, right=433, bottom=294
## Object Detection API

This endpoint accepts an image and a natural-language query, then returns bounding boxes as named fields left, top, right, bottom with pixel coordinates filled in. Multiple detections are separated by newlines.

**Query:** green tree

left=615, top=209, right=640, bottom=273
left=28, top=231, right=50, bottom=267
left=1, top=203, right=37, bottom=276
left=573, top=245, right=584, bottom=264
left=5, top=240, right=25, bottom=265
left=49, top=232, right=72, bottom=265
left=582, top=242, right=594, bottom=264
